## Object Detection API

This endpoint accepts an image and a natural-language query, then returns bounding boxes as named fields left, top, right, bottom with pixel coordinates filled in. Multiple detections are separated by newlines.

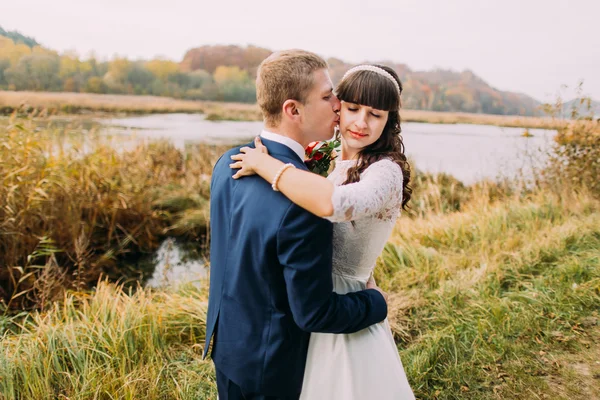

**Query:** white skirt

left=300, top=273, right=415, bottom=400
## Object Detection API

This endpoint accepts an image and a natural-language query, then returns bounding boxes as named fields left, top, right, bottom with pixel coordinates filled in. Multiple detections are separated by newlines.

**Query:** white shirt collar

left=260, top=130, right=305, bottom=161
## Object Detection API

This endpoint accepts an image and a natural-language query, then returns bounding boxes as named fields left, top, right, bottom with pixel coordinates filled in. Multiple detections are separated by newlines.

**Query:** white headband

left=341, top=65, right=401, bottom=97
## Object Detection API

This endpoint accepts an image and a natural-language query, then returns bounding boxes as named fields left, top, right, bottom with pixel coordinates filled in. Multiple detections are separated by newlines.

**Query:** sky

left=2, top=0, right=599, bottom=102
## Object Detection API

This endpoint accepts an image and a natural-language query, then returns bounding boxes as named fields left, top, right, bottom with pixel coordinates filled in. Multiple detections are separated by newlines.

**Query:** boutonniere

left=304, top=138, right=340, bottom=177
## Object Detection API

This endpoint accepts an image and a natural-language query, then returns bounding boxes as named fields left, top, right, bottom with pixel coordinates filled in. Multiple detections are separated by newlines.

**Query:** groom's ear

left=282, top=99, right=302, bottom=122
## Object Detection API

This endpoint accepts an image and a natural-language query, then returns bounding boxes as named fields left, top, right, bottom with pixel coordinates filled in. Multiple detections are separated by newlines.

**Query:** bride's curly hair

left=335, top=65, right=412, bottom=210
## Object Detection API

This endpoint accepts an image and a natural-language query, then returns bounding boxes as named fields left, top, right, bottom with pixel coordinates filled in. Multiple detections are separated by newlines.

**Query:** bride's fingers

left=229, top=161, right=243, bottom=169
left=230, top=154, right=244, bottom=161
left=255, top=137, right=269, bottom=153
left=232, top=168, right=253, bottom=179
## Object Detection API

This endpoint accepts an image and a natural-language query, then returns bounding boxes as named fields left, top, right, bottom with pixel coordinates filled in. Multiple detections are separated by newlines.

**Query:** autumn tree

left=213, top=65, right=255, bottom=102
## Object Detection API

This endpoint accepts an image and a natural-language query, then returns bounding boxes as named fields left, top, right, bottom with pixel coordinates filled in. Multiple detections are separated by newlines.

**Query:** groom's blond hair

left=256, top=49, right=327, bottom=126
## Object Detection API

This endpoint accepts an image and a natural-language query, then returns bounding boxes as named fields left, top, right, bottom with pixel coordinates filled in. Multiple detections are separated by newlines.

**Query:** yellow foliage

left=60, top=56, right=81, bottom=78
left=31, top=46, right=56, bottom=56
left=145, top=59, right=179, bottom=81
left=0, top=38, right=32, bottom=66
left=213, top=65, right=249, bottom=84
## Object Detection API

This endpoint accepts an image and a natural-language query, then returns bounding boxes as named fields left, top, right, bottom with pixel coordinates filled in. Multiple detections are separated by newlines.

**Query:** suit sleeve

left=277, top=203, right=387, bottom=333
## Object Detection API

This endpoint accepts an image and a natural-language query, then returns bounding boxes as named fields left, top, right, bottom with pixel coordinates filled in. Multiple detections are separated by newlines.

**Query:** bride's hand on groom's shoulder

left=230, top=136, right=269, bottom=179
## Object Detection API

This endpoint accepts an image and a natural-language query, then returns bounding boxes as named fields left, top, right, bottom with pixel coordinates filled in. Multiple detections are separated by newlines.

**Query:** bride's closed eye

left=347, top=106, right=381, bottom=118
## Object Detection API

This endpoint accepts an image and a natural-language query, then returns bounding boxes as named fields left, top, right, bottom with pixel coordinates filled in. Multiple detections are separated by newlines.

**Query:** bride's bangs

left=335, top=71, right=399, bottom=112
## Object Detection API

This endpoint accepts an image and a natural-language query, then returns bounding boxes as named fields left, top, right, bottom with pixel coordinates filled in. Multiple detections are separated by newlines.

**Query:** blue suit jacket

left=204, top=138, right=387, bottom=397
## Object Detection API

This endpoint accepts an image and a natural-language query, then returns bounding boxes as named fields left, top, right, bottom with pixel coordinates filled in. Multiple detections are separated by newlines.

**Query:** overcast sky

left=3, top=0, right=598, bottom=102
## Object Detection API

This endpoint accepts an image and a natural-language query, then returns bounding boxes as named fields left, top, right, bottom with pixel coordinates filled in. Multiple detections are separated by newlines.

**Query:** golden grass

left=0, top=90, right=261, bottom=119
left=1, top=189, right=598, bottom=399
left=1, top=111, right=599, bottom=398
left=0, top=90, right=565, bottom=129
left=0, top=282, right=216, bottom=399
left=401, top=109, right=562, bottom=129
left=0, top=116, right=226, bottom=311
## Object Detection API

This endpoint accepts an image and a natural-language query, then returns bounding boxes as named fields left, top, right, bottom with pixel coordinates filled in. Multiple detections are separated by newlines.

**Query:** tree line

left=0, top=35, right=256, bottom=102
left=0, top=27, right=540, bottom=115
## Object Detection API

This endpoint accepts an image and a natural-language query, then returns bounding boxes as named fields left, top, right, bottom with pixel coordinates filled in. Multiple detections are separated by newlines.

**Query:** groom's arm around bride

left=277, top=192, right=388, bottom=332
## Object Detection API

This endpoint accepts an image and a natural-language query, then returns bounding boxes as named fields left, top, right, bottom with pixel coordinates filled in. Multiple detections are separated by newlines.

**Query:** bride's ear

left=282, top=100, right=302, bottom=122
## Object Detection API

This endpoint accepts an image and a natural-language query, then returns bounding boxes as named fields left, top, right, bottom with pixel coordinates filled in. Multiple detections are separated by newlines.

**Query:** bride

left=230, top=64, right=415, bottom=399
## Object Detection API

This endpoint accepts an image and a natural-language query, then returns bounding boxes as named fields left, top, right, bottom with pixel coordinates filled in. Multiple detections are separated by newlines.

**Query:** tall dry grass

left=401, top=109, right=562, bottom=129
left=0, top=115, right=224, bottom=311
left=0, top=282, right=215, bottom=399
left=1, top=99, right=599, bottom=398
left=1, top=189, right=598, bottom=399
left=0, top=90, right=262, bottom=120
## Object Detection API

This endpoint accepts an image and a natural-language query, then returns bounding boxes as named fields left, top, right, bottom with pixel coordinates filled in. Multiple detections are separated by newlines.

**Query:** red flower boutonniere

left=304, top=138, right=340, bottom=177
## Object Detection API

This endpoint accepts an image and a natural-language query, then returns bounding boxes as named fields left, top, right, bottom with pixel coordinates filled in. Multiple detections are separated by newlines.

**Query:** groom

left=204, top=50, right=388, bottom=400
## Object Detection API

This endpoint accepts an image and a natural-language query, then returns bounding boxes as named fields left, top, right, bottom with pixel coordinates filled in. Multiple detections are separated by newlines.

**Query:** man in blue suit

left=204, top=50, right=388, bottom=400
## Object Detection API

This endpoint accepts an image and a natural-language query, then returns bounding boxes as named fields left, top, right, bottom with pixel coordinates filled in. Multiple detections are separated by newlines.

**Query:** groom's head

left=257, top=50, right=340, bottom=146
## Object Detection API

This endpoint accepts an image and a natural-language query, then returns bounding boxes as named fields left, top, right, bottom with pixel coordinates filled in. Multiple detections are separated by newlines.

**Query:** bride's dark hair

left=335, top=65, right=412, bottom=209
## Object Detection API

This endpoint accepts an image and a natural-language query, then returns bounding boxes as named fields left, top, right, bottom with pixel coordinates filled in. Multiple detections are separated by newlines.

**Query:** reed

left=0, top=116, right=224, bottom=311
left=1, top=112, right=598, bottom=399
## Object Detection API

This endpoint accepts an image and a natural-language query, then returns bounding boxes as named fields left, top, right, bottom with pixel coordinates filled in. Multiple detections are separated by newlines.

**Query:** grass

left=381, top=190, right=600, bottom=399
left=0, top=90, right=565, bottom=129
left=1, top=114, right=599, bottom=398
left=0, top=282, right=216, bottom=399
left=1, top=190, right=599, bottom=398
left=0, top=90, right=262, bottom=121
left=399, top=109, right=562, bottom=130
left=0, top=115, right=225, bottom=311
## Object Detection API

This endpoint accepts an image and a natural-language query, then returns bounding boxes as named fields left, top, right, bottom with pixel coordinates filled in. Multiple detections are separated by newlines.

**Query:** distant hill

left=0, top=26, right=39, bottom=48
left=182, top=45, right=541, bottom=116
left=181, top=45, right=271, bottom=77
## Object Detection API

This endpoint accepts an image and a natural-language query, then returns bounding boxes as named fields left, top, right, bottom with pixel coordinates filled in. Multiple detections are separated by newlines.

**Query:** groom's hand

left=367, top=277, right=388, bottom=304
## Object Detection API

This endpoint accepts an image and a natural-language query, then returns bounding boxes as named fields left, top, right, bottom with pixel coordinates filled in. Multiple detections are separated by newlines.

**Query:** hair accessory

left=341, top=65, right=401, bottom=97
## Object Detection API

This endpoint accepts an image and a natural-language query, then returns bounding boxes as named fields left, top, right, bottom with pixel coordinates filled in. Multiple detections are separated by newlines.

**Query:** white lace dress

left=300, top=158, right=415, bottom=400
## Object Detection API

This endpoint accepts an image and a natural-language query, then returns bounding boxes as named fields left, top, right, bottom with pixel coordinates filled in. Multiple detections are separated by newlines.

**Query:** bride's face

left=339, top=101, right=389, bottom=152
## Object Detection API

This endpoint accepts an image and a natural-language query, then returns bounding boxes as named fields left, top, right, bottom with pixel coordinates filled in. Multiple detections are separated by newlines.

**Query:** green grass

left=0, top=283, right=216, bottom=399
left=1, top=190, right=598, bottom=399
left=379, top=192, right=600, bottom=399
left=1, top=114, right=599, bottom=399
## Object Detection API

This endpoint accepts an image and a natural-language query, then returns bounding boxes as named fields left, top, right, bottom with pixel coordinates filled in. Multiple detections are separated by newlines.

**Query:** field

left=0, top=111, right=598, bottom=399
left=0, top=90, right=564, bottom=129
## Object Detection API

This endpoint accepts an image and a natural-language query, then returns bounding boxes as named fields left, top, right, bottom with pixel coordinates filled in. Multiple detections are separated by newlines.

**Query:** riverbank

left=1, top=189, right=598, bottom=399
left=0, top=90, right=563, bottom=129
left=0, top=116, right=222, bottom=311
left=1, top=114, right=598, bottom=399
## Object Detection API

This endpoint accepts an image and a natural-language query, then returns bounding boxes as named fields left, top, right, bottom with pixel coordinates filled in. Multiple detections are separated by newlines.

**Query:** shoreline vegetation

left=0, top=90, right=566, bottom=129
left=0, top=100, right=598, bottom=398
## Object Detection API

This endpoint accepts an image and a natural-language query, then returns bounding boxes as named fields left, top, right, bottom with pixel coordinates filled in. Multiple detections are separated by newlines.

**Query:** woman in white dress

left=230, top=65, right=415, bottom=399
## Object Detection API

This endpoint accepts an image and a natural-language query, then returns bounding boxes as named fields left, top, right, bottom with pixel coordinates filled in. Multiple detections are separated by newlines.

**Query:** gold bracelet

left=271, top=163, right=295, bottom=192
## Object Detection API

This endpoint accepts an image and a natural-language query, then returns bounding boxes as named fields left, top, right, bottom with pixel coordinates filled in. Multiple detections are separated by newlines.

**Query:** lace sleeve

left=326, top=159, right=404, bottom=223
